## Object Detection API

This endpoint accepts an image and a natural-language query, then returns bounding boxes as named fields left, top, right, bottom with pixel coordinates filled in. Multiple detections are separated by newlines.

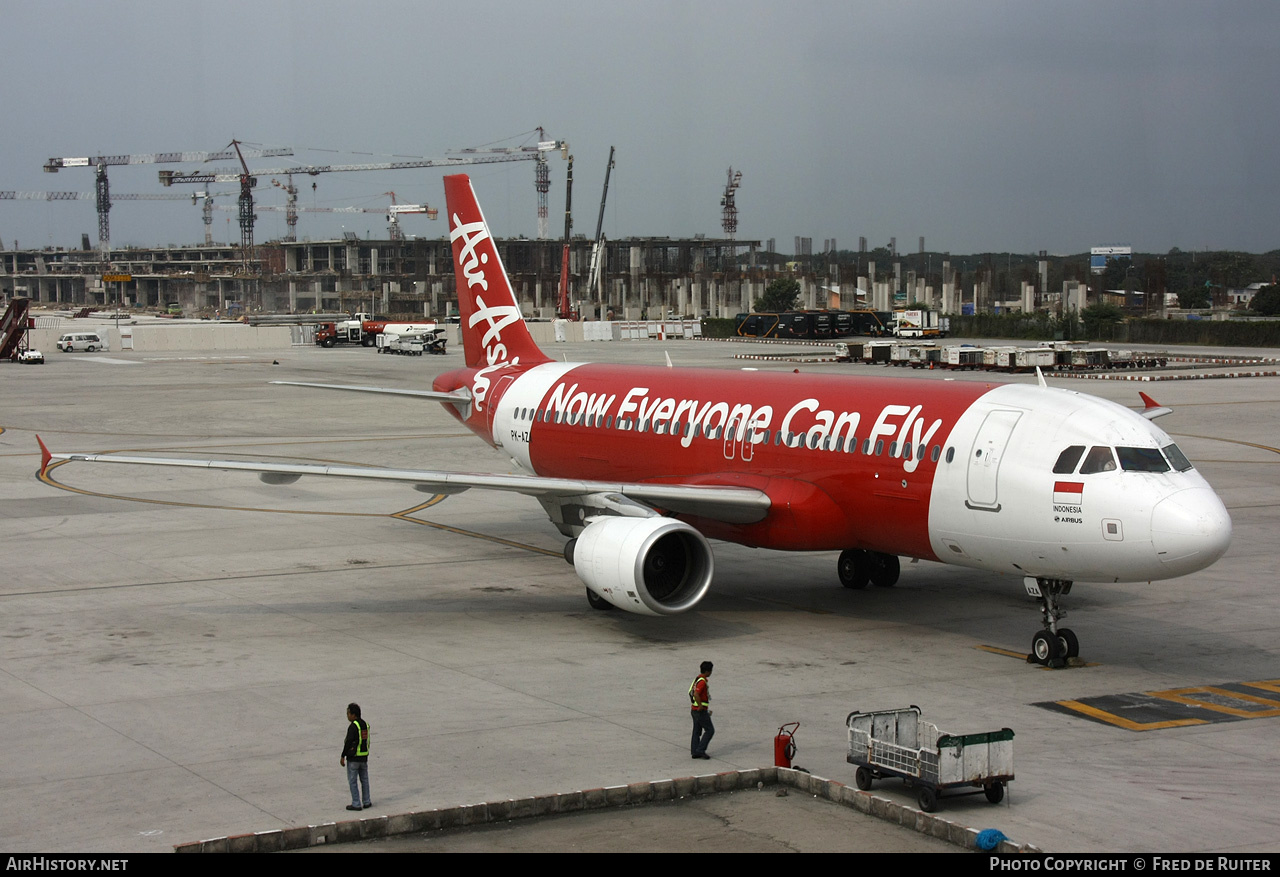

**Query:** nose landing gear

left=1025, top=576, right=1079, bottom=668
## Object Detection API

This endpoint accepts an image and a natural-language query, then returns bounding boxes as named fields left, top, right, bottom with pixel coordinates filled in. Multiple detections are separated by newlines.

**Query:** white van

left=57, top=332, right=107, bottom=352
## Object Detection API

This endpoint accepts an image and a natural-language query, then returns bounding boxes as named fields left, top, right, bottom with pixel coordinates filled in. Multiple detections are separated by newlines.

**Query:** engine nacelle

left=572, top=516, right=714, bottom=615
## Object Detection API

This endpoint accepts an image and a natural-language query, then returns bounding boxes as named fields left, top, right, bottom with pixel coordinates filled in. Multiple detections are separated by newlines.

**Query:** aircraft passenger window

left=1163, top=443, right=1194, bottom=472
left=606, top=416, right=614, bottom=429
left=759, top=429, right=771, bottom=443
left=1117, top=446, right=1170, bottom=473
left=875, top=440, right=884, bottom=456
left=1053, top=446, right=1086, bottom=474
left=862, top=439, right=872, bottom=455
left=847, top=436, right=858, bottom=453
left=945, top=447, right=954, bottom=463
left=1079, top=446, right=1117, bottom=474
left=672, top=421, right=681, bottom=434
left=833, top=437, right=845, bottom=452
left=655, top=421, right=666, bottom=435
left=639, top=419, right=648, bottom=433
left=931, top=446, right=941, bottom=462
left=555, top=411, right=564, bottom=424
left=904, top=443, right=913, bottom=461
left=889, top=441, right=899, bottom=457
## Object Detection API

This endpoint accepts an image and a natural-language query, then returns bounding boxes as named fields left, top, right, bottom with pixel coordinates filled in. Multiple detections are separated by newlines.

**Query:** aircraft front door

left=965, top=409, right=1022, bottom=511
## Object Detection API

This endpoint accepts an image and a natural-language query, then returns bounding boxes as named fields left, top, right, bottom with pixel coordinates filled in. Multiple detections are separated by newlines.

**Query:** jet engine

left=572, top=516, right=714, bottom=615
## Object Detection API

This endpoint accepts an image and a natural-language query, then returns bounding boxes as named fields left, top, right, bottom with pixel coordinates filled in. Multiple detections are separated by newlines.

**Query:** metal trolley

left=846, top=706, right=1014, bottom=812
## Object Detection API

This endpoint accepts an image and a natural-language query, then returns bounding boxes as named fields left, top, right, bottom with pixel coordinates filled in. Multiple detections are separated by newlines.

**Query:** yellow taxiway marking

left=977, top=644, right=1026, bottom=658
left=38, top=457, right=559, bottom=557
left=1242, top=679, right=1280, bottom=694
left=1148, top=685, right=1280, bottom=718
left=1053, top=700, right=1208, bottom=732
left=976, top=644, right=1099, bottom=668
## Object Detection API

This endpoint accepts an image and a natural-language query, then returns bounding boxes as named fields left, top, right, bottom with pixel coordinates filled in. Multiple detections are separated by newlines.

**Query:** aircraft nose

left=1151, top=487, right=1232, bottom=574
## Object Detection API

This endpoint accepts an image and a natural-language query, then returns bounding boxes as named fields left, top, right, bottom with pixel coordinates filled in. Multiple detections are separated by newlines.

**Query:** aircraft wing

left=37, top=439, right=771, bottom=525
left=269, top=381, right=473, bottom=414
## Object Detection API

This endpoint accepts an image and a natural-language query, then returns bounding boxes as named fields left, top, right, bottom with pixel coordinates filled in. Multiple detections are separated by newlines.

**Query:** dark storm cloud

left=2, top=0, right=1276, bottom=254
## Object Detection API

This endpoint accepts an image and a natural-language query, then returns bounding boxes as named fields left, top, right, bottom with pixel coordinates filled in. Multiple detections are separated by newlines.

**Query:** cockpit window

left=1117, top=446, right=1171, bottom=473
left=1162, top=443, right=1194, bottom=472
left=1079, top=446, right=1117, bottom=474
left=1053, top=445, right=1086, bottom=474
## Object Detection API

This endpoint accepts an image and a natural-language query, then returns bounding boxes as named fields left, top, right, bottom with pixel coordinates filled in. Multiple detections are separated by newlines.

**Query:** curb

left=174, top=767, right=1040, bottom=854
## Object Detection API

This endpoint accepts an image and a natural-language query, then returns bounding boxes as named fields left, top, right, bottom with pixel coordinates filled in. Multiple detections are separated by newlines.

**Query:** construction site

left=1, top=138, right=775, bottom=325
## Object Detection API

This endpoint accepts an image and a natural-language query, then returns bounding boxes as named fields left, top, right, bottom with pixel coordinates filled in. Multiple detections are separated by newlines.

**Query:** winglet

left=1138, top=391, right=1173, bottom=420
left=36, top=434, right=52, bottom=474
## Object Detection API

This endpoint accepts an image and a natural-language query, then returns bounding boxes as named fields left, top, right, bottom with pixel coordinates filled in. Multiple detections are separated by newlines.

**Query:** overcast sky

left=2, top=1, right=1277, bottom=256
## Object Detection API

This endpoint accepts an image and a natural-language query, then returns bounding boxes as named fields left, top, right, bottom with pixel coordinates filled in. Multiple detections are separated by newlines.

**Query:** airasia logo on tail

left=450, top=209, right=521, bottom=411
left=450, top=216, right=491, bottom=292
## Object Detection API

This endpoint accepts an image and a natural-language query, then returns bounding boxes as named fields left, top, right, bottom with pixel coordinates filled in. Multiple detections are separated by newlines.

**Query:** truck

left=893, top=309, right=946, bottom=338
left=376, top=328, right=448, bottom=356
left=315, top=313, right=439, bottom=348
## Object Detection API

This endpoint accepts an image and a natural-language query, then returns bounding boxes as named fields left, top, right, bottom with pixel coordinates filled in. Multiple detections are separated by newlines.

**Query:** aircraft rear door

left=722, top=412, right=755, bottom=462
left=965, top=409, right=1022, bottom=511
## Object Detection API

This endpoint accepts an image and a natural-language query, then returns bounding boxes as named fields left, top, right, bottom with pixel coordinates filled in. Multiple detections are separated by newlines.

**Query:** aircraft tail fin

left=443, top=174, right=550, bottom=371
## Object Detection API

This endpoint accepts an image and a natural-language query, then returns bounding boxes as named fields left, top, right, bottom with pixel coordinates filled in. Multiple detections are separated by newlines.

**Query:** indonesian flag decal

left=1053, top=481, right=1084, bottom=504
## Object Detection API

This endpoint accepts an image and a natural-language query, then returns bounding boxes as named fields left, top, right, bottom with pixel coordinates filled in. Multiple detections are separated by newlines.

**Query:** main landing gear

left=1025, top=576, right=1079, bottom=668
left=838, top=549, right=900, bottom=590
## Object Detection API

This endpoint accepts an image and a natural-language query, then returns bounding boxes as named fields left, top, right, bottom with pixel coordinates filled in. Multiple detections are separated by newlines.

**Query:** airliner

left=39, top=174, right=1232, bottom=667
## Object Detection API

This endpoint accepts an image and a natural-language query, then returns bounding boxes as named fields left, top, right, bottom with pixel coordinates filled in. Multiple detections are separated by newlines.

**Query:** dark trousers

left=690, top=709, right=714, bottom=755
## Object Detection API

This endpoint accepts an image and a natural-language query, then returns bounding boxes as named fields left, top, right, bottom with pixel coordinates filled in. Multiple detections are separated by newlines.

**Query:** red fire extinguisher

left=774, top=722, right=799, bottom=768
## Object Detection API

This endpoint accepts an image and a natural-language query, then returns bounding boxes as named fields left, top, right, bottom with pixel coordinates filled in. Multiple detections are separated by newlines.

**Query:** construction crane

left=1, top=190, right=234, bottom=247
left=449, top=129, right=568, bottom=240
left=586, top=147, right=616, bottom=305
left=42, top=144, right=293, bottom=257
left=383, top=192, right=437, bottom=240
left=557, top=154, right=575, bottom=319
left=160, top=141, right=566, bottom=267
left=212, top=195, right=438, bottom=241
left=720, top=167, right=743, bottom=238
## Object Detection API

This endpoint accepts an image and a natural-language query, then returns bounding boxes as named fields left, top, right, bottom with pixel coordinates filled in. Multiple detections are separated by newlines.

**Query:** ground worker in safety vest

left=689, top=661, right=714, bottom=759
left=341, top=702, right=371, bottom=811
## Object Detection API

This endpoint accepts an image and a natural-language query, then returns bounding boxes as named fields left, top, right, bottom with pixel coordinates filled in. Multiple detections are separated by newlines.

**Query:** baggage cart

left=846, top=706, right=1013, bottom=812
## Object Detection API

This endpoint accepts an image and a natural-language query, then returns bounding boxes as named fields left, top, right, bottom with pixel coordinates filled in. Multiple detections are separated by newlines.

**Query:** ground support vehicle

left=1110, top=349, right=1168, bottom=369
left=846, top=706, right=1013, bottom=812
left=1063, top=348, right=1110, bottom=370
left=17, top=348, right=44, bottom=364
left=1013, top=348, right=1057, bottom=372
left=377, top=332, right=425, bottom=355
left=57, top=332, right=106, bottom=352
left=376, top=328, right=448, bottom=356
left=893, top=309, right=946, bottom=338
left=861, top=341, right=894, bottom=364
left=943, top=347, right=984, bottom=370
left=890, top=343, right=938, bottom=368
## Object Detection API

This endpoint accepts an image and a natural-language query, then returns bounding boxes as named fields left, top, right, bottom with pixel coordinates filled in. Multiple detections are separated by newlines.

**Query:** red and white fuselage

left=42, top=174, right=1233, bottom=643
left=435, top=172, right=1230, bottom=591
